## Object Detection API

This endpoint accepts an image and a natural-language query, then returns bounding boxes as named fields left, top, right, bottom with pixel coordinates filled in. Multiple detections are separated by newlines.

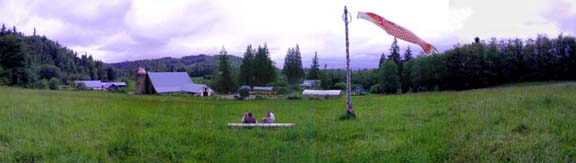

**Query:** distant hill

left=0, top=25, right=117, bottom=87
left=109, top=54, right=242, bottom=77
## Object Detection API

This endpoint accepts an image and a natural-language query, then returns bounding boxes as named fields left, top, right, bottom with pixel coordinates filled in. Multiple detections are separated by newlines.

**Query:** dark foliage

left=282, top=45, right=305, bottom=84
left=0, top=24, right=117, bottom=87
left=329, top=34, right=576, bottom=94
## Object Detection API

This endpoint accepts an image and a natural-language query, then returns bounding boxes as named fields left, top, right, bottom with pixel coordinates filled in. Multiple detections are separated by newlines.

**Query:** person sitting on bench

left=262, top=110, right=275, bottom=123
left=242, top=112, right=257, bottom=123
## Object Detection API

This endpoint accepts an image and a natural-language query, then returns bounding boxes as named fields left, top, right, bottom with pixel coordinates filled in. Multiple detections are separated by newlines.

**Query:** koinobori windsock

left=357, top=11, right=437, bottom=55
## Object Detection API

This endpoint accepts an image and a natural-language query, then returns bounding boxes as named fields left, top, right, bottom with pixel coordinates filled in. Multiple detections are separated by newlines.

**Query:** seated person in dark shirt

left=242, top=112, right=257, bottom=123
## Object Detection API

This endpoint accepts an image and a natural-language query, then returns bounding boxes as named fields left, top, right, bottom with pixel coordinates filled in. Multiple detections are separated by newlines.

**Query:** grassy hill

left=0, top=82, right=575, bottom=162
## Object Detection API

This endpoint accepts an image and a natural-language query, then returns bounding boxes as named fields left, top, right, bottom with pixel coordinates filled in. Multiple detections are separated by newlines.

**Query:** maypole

left=342, top=6, right=355, bottom=119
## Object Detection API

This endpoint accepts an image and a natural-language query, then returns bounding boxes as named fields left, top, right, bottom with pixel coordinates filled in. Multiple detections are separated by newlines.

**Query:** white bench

left=227, top=123, right=295, bottom=128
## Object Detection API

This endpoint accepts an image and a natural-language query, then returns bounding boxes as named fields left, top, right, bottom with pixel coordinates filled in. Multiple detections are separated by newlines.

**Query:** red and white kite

left=358, top=11, right=438, bottom=55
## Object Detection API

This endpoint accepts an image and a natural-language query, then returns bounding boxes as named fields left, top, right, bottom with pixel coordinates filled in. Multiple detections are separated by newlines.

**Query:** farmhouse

left=74, top=80, right=127, bottom=91
left=300, top=80, right=320, bottom=89
left=103, top=82, right=127, bottom=91
left=354, top=85, right=366, bottom=95
left=135, top=67, right=214, bottom=96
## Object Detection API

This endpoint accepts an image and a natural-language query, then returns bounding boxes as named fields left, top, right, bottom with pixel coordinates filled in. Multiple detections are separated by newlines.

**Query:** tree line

left=214, top=34, right=576, bottom=95
left=0, top=24, right=117, bottom=89
left=356, top=34, right=576, bottom=94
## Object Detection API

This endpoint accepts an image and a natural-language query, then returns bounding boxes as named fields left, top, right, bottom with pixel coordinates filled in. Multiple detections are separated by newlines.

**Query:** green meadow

left=1, top=82, right=575, bottom=162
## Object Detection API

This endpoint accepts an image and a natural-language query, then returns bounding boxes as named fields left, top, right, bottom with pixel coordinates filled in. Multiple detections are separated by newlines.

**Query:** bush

left=75, top=82, right=89, bottom=91
left=48, top=78, right=60, bottom=90
left=333, top=82, right=346, bottom=90
left=31, top=79, right=48, bottom=89
left=117, top=88, right=129, bottom=94
left=370, top=84, right=382, bottom=94
left=273, top=86, right=289, bottom=95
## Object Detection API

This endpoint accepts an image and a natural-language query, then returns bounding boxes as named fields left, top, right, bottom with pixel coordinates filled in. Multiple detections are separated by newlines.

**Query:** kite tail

left=421, top=43, right=438, bottom=55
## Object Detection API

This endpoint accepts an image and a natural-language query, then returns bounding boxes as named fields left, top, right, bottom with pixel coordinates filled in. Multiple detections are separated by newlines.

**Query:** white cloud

left=0, top=0, right=573, bottom=68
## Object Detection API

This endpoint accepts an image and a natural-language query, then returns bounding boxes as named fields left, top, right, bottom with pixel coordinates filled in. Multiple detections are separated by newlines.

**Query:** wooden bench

left=227, top=123, right=295, bottom=128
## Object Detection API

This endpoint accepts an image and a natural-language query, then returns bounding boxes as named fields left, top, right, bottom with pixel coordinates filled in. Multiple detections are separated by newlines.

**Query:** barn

left=135, top=68, right=214, bottom=96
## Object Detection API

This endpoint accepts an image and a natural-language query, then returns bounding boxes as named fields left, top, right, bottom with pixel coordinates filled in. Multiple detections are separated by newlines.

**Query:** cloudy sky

left=1, top=0, right=575, bottom=68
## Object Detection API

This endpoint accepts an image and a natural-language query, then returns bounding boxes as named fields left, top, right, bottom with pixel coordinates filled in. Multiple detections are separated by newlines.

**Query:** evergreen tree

left=0, top=24, right=6, bottom=36
left=294, top=45, right=304, bottom=80
left=253, top=44, right=276, bottom=85
left=400, top=47, right=413, bottom=92
left=0, top=34, right=33, bottom=86
left=282, top=45, right=304, bottom=84
left=282, top=48, right=293, bottom=82
left=307, top=52, right=321, bottom=80
left=403, top=46, right=413, bottom=62
left=378, top=52, right=386, bottom=69
left=107, top=67, right=117, bottom=81
left=239, top=45, right=255, bottom=85
left=389, top=38, right=401, bottom=65
left=388, top=38, right=402, bottom=81
left=216, top=47, right=235, bottom=93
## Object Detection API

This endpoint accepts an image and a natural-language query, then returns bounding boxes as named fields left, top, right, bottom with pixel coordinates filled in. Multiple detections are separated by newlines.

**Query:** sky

left=1, top=0, right=575, bottom=69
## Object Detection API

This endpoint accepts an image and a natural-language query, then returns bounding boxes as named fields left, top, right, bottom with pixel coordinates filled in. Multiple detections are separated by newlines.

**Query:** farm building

left=253, top=86, right=274, bottom=95
left=135, top=68, right=214, bottom=96
left=74, top=80, right=127, bottom=91
left=302, top=90, right=342, bottom=96
left=300, top=80, right=320, bottom=89
left=74, top=80, right=104, bottom=90
left=354, top=85, right=366, bottom=95
left=103, top=82, right=127, bottom=91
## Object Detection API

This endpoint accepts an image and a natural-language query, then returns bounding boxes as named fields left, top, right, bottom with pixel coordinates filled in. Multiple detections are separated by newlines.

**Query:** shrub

left=273, top=86, right=289, bottom=95
left=286, top=94, right=302, bottom=100
left=31, top=79, right=48, bottom=89
left=333, top=82, right=346, bottom=90
left=48, top=78, right=60, bottom=90
left=370, top=84, right=382, bottom=94
left=75, top=82, right=89, bottom=91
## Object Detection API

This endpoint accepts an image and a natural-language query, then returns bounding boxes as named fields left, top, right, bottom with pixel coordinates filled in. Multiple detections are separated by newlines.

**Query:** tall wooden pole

left=343, top=6, right=354, bottom=116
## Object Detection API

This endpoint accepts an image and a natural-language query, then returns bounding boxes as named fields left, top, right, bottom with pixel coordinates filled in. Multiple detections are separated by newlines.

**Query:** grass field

left=1, top=82, right=575, bottom=162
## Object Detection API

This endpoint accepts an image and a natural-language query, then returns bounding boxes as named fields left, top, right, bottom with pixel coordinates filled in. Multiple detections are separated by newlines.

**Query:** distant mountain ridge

left=110, top=54, right=242, bottom=77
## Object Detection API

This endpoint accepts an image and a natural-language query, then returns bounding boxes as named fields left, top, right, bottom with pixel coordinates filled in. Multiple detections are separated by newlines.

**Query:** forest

left=0, top=24, right=117, bottom=89
left=351, top=35, right=576, bottom=94
left=214, top=34, right=575, bottom=95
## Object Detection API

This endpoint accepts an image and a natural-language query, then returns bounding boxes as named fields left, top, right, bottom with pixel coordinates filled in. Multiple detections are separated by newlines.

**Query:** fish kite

left=357, top=11, right=438, bottom=55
